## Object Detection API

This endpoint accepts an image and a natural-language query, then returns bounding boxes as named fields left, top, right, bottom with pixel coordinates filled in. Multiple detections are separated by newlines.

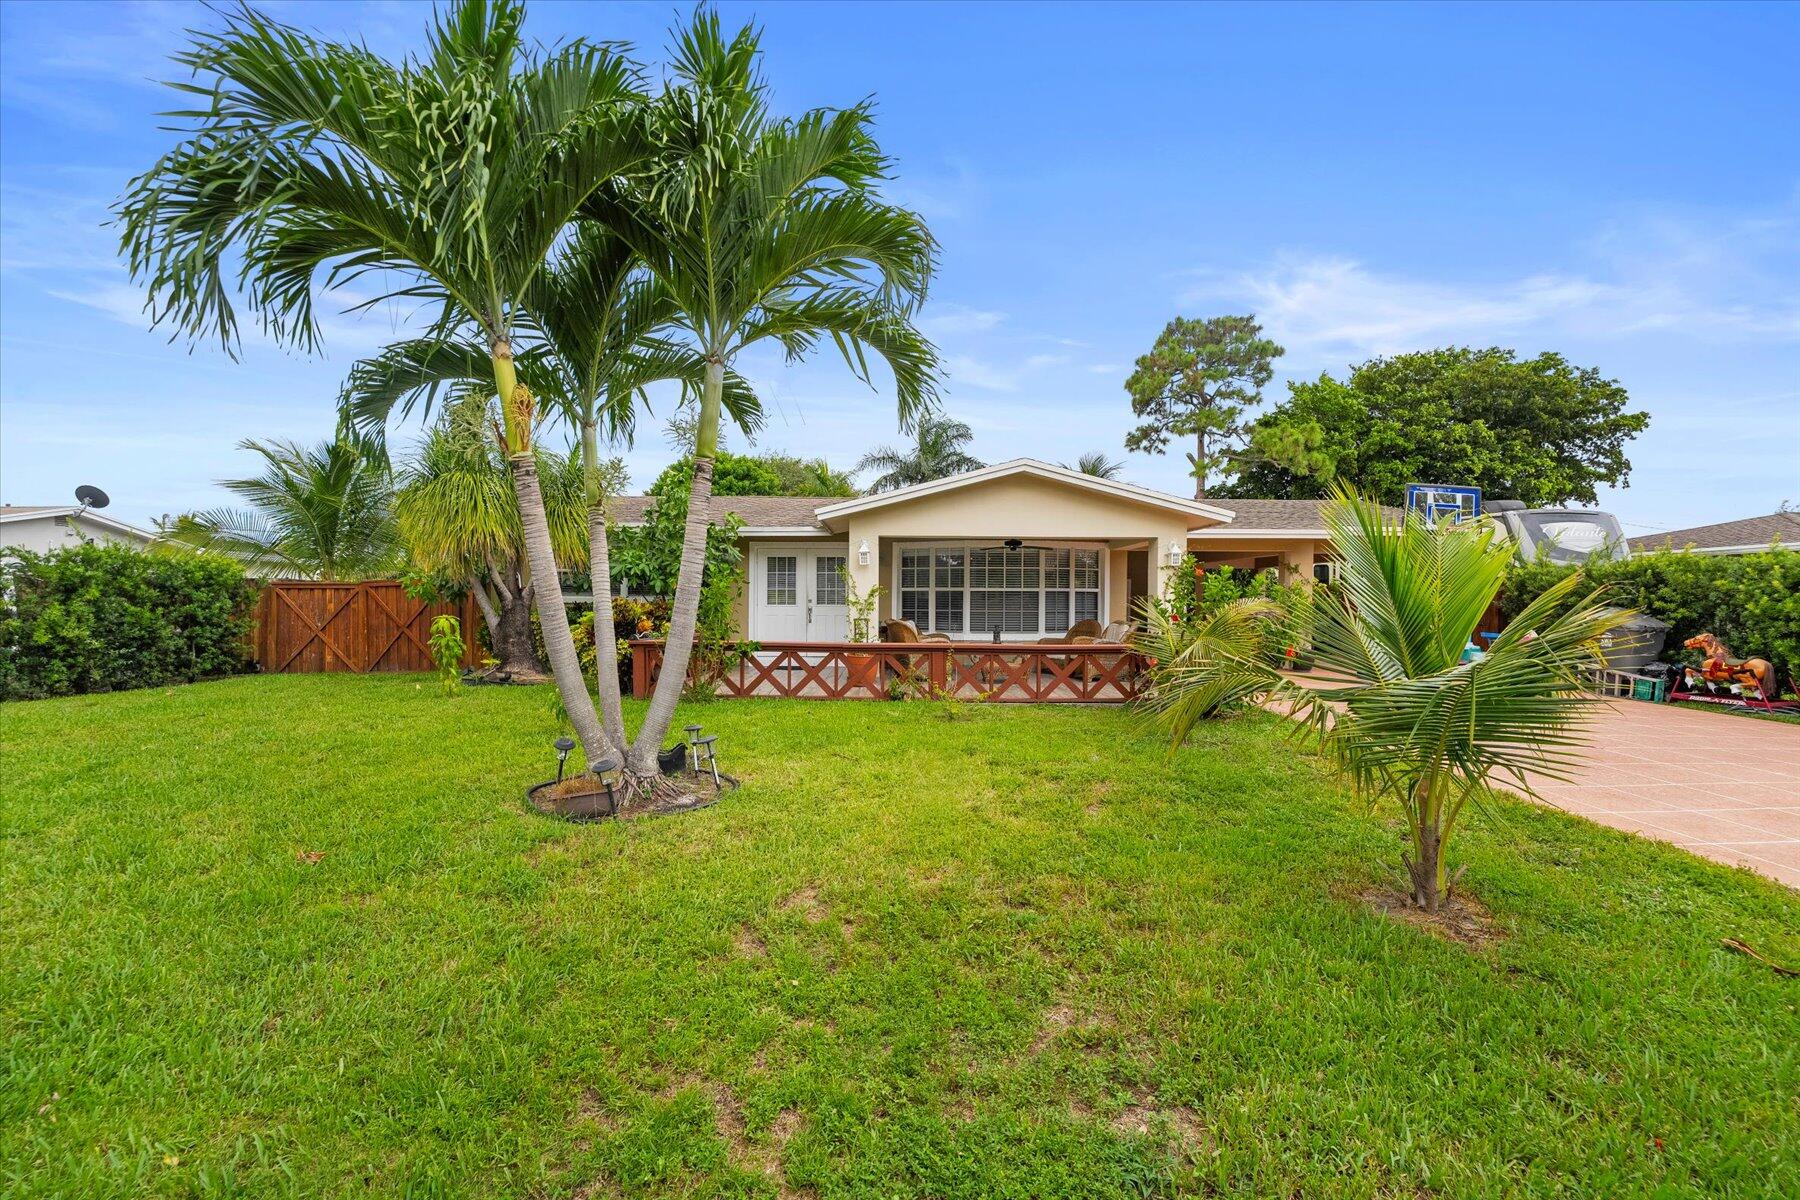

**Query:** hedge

left=1, top=542, right=259, bottom=700
left=1499, top=547, right=1800, bottom=695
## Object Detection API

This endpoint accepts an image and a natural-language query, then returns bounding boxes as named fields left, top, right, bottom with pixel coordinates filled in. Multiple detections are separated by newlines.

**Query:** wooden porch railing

left=627, top=639, right=1143, bottom=703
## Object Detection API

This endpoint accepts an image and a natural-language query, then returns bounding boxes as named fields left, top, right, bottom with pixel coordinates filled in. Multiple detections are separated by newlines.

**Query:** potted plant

left=842, top=566, right=886, bottom=691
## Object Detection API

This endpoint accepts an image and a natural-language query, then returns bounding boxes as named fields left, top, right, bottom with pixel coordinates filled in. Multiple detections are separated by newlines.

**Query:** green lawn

left=2, top=677, right=1796, bottom=1198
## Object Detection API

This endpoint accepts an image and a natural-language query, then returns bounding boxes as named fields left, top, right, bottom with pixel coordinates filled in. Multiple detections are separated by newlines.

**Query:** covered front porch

left=733, top=460, right=1229, bottom=647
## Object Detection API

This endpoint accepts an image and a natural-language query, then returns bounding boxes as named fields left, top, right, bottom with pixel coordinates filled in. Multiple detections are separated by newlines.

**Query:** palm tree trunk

left=581, top=418, right=629, bottom=753
left=1194, top=428, right=1207, bottom=499
left=627, top=358, right=722, bottom=776
left=1407, top=780, right=1444, bottom=913
left=510, top=452, right=611, bottom=761
left=491, top=337, right=611, bottom=765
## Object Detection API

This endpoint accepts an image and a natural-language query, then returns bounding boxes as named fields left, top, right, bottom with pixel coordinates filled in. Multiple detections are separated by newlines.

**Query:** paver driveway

left=1276, top=676, right=1800, bottom=888
left=1521, top=699, right=1799, bottom=888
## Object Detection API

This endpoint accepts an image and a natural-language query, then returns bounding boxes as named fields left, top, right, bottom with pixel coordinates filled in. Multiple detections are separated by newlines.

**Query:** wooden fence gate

left=254, top=580, right=482, bottom=674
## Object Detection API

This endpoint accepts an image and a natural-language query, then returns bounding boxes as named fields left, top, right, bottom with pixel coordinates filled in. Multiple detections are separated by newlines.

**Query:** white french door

left=751, top=546, right=849, bottom=641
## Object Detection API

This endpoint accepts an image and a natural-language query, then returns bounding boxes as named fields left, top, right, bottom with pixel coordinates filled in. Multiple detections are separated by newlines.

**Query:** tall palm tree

left=590, top=10, right=939, bottom=778
left=1063, top=451, right=1125, bottom=479
left=114, top=0, right=648, bottom=766
left=344, top=222, right=761, bottom=752
left=394, top=396, right=589, bottom=681
left=1143, top=488, right=1631, bottom=913
left=162, top=436, right=398, bottom=580
left=856, top=415, right=980, bottom=493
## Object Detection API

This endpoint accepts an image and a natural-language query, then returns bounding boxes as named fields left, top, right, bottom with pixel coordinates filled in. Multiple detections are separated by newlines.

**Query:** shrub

left=1, top=542, right=258, bottom=699
left=1500, top=547, right=1800, bottom=694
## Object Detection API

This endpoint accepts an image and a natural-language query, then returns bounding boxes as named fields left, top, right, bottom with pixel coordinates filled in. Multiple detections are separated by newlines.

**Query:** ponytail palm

left=394, top=397, right=588, bottom=680
left=114, top=0, right=650, bottom=765
left=595, top=10, right=940, bottom=775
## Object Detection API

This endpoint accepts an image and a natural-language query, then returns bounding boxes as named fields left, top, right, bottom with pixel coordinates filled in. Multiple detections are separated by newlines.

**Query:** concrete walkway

left=1276, top=675, right=1799, bottom=888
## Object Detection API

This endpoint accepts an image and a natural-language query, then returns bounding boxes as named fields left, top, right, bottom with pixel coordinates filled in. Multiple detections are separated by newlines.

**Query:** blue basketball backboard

left=1405, top=483, right=1482, bottom=524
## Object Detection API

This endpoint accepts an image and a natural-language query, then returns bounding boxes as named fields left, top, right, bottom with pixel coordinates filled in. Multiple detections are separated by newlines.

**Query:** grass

left=2, top=675, right=1796, bottom=1199
left=1671, top=699, right=1800, bottom=726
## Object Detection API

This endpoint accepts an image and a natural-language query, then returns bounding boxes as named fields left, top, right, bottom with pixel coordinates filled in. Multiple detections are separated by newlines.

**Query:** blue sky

left=2, top=0, right=1795, bottom=535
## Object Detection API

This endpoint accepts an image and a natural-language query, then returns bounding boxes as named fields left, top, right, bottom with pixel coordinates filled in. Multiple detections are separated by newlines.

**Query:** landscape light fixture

left=553, top=736, right=575, bottom=782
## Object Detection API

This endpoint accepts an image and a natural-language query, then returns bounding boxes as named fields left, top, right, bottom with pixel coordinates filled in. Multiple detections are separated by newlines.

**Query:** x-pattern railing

left=630, top=640, right=1141, bottom=703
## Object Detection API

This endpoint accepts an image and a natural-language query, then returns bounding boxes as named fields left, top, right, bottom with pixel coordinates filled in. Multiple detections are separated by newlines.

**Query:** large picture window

left=895, top=543, right=1102, bottom=638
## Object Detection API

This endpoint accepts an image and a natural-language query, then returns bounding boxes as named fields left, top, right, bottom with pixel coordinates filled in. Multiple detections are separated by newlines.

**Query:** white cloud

left=1182, top=203, right=1800, bottom=362
left=944, top=354, right=1021, bottom=392
left=919, top=303, right=1007, bottom=339
left=1023, top=353, right=1070, bottom=370
left=1087, top=364, right=1120, bottom=375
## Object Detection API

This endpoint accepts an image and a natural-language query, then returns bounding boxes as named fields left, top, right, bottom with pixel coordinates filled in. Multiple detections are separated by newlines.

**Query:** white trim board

left=814, top=459, right=1236, bottom=526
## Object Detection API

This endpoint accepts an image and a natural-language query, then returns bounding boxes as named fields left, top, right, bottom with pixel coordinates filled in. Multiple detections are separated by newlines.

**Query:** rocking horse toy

left=1679, top=632, right=1778, bottom=704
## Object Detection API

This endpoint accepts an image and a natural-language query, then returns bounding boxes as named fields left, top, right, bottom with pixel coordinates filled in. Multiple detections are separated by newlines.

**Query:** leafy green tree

left=1228, top=348, right=1650, bottom=506
left=856, top=414, right=980, bottom=493
left=115, top=0, right=650, bottom=767
left=163, top=437, right=398, bottom=580
left=1123, top=315, right=1284, bottom=497
left=393, top=397, right=593, bottom=681
left=1062, top=451, right=1125, bottom=479
left=753, top=452, right=859, bottom=497
left=591, top=10, right=938, bottom=778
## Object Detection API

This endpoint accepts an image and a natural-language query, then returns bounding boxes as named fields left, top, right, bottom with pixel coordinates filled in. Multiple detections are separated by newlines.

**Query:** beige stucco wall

left=830, top=474, right=1198, bottom=631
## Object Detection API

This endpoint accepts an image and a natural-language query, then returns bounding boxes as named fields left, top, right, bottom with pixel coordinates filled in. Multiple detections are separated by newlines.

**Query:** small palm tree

left=1063, top=451, right=1126, bottom=479
left=394, top=397, right=590, bottom=681
left=1143, top=488, right=1632, bottom=913
left=162, top=437, right=397, bottom=580
left=114, top=0, right=649, bottom=766
left=1135, top=596, right=1287, bottom=729
left=856, top=415, right=981, bottom=493
left=591, top=10, right=939, bottom=778
left=1297, top=491, right=1631, bottom=911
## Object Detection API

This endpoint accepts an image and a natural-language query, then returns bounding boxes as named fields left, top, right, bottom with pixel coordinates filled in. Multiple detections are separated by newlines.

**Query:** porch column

left=1278, top=540, right=1316, bottom=586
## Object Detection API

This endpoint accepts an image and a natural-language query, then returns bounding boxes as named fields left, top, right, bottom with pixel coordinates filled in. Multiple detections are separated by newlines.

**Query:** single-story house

left=1629, top=511, right=1797, bottom=557
left=610, top=459, right=1362, bottom=643
left=0, top=505, right=159, bottom=555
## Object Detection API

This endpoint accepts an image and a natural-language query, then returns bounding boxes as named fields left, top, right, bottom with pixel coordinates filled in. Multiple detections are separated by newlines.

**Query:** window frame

left=891, top=540, right=1108, bottom=641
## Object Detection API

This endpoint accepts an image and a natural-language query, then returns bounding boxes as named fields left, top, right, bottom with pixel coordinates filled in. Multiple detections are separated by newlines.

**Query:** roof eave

left=814, top=459, right=1236, bottom=524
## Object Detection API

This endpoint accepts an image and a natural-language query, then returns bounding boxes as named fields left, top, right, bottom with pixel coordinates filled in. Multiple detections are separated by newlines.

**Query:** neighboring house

left=1629, top=511, right=1798, bottom=557
left=609, top=459, right=1373, bottom=643
left=0, top=505, right=159, bottom=555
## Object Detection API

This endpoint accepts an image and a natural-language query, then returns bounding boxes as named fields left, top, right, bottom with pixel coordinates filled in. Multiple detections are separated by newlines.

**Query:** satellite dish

left=74, top=484, right=110, bottom=510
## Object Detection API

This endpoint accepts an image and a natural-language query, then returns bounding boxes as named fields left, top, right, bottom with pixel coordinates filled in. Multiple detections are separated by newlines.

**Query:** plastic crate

left=1631, top=676, right=1667, bottom=703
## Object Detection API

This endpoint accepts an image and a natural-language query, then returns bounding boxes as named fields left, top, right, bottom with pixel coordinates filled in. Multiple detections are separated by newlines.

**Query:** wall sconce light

left=1167, top=542, right=1187, bottom=568
left=857, top=538, right=871, bottom=566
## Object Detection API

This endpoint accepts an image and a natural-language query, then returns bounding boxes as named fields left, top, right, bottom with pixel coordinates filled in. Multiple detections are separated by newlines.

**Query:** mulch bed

left=527, top=768, right=738, bottom=823
left=1360, top=885, right=1505, bottom=947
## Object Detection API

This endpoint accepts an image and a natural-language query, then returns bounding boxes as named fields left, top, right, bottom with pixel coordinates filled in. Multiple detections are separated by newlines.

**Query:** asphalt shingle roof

left=1629, top=511, right=1799, bottom=553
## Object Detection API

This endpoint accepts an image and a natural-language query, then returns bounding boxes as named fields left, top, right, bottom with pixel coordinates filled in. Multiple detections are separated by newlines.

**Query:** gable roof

left=0, top=505, right=158, bottom=542
left=601, top=474, right=1410, bottom=540
left=813, top=459, right=1236, bottom=525
left=1185, top=497, right=1405, bottom=537
left=1629, top=511, right=1799, bottom=554
left=605, top=494, right=829, bottom=532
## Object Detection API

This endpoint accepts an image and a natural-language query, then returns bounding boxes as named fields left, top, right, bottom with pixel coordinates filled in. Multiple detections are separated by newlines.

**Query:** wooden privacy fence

left=254, top=580, right=482, bottom=674
left=628, top=639, right=1144, bottom=703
